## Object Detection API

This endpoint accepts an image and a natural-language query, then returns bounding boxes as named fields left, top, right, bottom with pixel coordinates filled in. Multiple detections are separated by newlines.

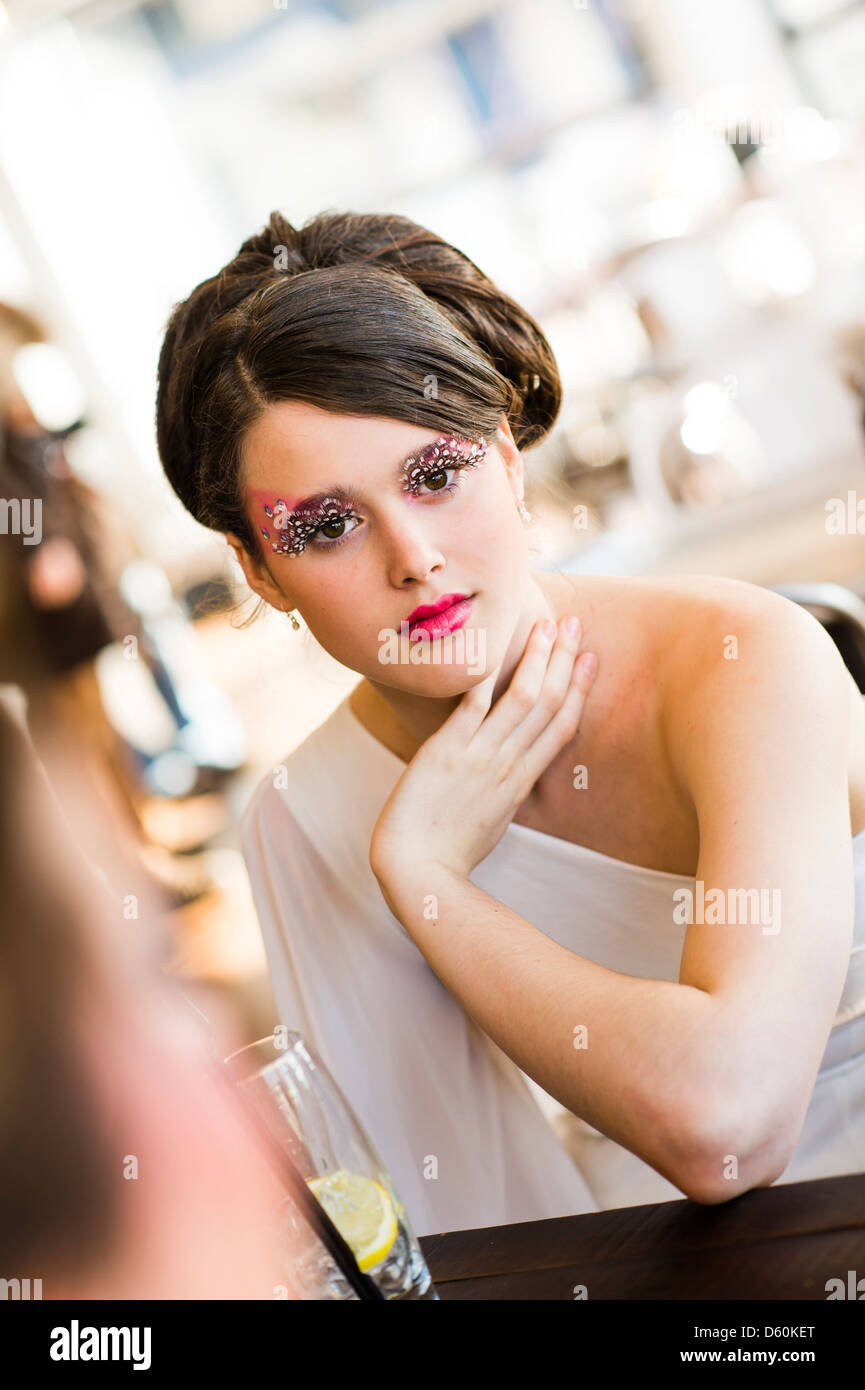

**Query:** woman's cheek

left=305, top=602, right=384, bottom=670
left=468, top=491, right=524, bottom=566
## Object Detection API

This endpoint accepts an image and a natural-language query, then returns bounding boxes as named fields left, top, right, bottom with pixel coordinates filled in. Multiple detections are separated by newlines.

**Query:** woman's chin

left=390, top=652, right=498, bottom=697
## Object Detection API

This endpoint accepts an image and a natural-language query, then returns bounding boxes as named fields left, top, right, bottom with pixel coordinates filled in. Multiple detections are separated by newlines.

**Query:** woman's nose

left=380, top=506, right=447, bottom=588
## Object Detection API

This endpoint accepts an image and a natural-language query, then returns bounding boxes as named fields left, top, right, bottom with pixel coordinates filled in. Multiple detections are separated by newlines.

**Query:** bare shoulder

left=549, top=566, right=859, bottom=758
left=635, top=571, right=851, bottom=690
left=623, top=573, right=865, bottom=827
left=534, top=570, right=865, bottom=859
left=585, top=570, right=828, bottom=635
left=573, top=570, right=847, bottom=678
left=546, top=569, right=840, bottom=683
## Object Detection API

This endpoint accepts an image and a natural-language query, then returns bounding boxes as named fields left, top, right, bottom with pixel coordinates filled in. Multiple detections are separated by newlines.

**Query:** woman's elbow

left=676, top=1103, right=796, bottom=1206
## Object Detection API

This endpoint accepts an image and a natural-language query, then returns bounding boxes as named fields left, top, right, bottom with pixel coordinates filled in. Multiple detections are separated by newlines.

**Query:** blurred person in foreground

left=0, top=696, right=290, bottom=1299
left=0, top=301, right=213, bottom=911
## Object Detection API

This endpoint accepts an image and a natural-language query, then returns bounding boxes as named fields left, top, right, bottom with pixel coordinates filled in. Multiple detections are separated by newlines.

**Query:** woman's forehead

left=241, top=401, right=468, bottom=496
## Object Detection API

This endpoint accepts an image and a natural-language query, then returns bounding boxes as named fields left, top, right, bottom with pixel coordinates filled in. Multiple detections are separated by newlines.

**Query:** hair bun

left=235, top=211, right=308, bottom=277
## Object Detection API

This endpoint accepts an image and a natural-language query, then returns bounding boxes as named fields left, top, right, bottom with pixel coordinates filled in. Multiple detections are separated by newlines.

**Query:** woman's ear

left=495, top=413, right=525, bottom=504
left=225, top=532, right=288, bottom=612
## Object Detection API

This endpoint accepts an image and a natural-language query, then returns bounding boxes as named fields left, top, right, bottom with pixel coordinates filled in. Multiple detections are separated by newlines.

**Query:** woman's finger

left=437, top=664, right=502, bottom=743
left=431, top=616, right=559, bottom=747
left=509, top=649, right=597, bottom=789
left=496, top=615, right=585, bottom=759
left=462, top=617, right=559, bottom=752
left=471, top=616, right=582, bottom=759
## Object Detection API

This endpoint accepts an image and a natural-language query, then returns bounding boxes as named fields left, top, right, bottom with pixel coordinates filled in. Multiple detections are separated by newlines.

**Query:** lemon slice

left=308, top=1170, right=399, bottom=1272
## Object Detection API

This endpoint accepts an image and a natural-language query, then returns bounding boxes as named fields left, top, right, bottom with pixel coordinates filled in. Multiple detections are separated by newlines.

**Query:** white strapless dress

left=240, top=696, right=865, bottom=1236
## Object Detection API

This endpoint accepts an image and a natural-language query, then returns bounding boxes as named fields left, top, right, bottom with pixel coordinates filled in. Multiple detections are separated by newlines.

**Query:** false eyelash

left=269, top=437, right=488, bottom=556
left=399, top=434, right=488, bottom=496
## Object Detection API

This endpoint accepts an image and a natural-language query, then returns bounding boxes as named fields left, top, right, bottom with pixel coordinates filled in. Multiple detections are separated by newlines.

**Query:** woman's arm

left=659, top=587, right=854, bottom=1194
left=374, top=591, right=855, bottom=1205
left=377, top=862, right=749, bottom=1203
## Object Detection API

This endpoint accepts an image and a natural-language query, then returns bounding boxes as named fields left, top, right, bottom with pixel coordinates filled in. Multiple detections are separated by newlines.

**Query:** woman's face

left=231, top=401, right=532, bottom=695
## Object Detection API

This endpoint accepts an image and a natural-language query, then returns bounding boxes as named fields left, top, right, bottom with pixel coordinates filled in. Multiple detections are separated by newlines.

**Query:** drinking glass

left=223, top=1031, right=438, bottom=1301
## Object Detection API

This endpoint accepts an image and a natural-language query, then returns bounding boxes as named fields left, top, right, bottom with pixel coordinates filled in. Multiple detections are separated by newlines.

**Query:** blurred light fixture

left=583, top=286, right=653, bottom=380
left=627, top=376, right=771, bottom=518
left=571, top=422, right=623, bottom=470
left=11, top=342, right=86, bottom=433
left=719, top=201, right=817, bottom=303
left=680, top=382, right=730, bottom=454
left=671, top=378, right=769, bottom=506
left=118, top=559, right=174, bottom=617
left=626, top=197, right=692, bottom=246
left=783, top=105, right=842, bottom=163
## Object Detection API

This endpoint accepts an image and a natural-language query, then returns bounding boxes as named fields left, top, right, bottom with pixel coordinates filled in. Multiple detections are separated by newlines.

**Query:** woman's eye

left=313, top=513, right=359, bottom=547
left=420, top=467, right=450, bottom=492
left=415, top=465, right=464, bottom=496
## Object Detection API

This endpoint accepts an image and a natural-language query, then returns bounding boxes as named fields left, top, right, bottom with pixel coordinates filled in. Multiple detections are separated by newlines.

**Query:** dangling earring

left=516, top=496, right=532, bottom=523
left=285, top=608, right=300, bottom=630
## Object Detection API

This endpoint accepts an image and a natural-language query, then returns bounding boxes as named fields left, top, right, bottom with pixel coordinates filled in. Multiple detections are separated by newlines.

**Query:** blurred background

left=2, top=0, right=865, bottom=1058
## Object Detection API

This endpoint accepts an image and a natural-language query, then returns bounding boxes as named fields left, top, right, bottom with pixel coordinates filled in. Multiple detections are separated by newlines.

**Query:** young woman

left=156, top=209, right=865, bottom=1237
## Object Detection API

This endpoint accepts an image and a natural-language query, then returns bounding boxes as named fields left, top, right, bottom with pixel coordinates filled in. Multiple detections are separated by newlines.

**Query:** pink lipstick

left=405, top=593, right=473, bottom=639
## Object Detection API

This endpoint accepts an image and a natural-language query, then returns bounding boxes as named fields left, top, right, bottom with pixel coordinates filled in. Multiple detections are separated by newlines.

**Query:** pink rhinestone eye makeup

left=398, top=434, right=488, bottom=497
left=257, top=433, right=489, bottom=556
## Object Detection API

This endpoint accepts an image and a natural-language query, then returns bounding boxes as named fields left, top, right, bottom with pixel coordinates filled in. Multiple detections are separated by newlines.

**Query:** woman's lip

left=406, top=592, right=471, bottom=623
left=407, top=596, right=473, bottom=638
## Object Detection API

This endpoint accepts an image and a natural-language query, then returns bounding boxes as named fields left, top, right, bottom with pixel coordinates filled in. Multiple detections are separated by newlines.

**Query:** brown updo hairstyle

left=155, top=209, right=561, bottom=618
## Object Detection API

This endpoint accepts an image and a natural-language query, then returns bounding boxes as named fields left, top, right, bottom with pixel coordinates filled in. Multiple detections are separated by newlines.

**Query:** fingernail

left=540, top=619, right=556, bottom=638
left=564, top=616, right=580, bottom=636
left=582, top=652, right=597, bottom=676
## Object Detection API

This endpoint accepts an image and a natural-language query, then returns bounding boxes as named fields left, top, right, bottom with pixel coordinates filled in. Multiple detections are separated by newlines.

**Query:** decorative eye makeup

left=259, top=433, right=489, bottom=556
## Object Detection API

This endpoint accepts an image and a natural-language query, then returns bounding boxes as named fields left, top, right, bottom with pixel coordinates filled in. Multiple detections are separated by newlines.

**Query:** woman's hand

left=369, top=615, right=597, bottom=892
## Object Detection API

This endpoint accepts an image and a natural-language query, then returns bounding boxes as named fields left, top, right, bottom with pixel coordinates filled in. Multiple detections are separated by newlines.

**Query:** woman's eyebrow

left=288, top=438, right=447, bottom=514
